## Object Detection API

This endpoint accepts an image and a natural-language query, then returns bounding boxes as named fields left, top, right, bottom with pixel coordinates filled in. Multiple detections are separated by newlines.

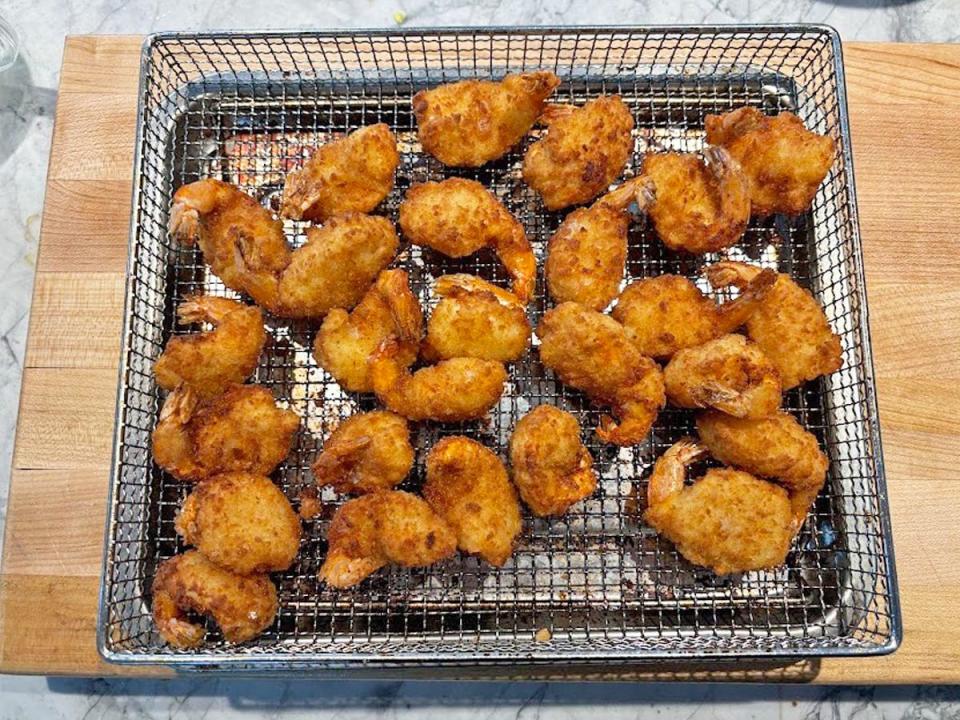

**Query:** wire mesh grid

left=99, top=26, right=899, bottom=668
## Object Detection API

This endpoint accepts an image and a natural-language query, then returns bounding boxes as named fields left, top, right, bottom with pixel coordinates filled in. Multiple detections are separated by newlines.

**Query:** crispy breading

left=154, top=296, right=265, bottom=399
left=280, top=124, right=399, bottom=222
left=424, top=436, right=522, bottom=566
left=523, top=96, right=634, bottom=210
left=509, top=405, right=597, bottom=517
left=152, top=551, right=278, bottom=647
left=413, top=71, right=560, bottom=167
left=705, top=107, right=836, bottom=216
left=311, top=410, right=414, bottom=495
left=537, top=302, right=664, bottom=446
left=314, top=269, right=423, bottom=393
left=706, top=261, right=843, bottom=389
left=319, top=490, right=456, bottom=589
left=663, top=334, right=782, bottom=419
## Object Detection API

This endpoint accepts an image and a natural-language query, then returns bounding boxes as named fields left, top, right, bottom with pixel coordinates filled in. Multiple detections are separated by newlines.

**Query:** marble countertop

left=1, top=0, right=958, bottom=716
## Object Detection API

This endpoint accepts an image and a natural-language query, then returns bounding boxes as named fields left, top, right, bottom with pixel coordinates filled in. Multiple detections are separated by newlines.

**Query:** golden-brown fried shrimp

left=311, top=410, right=414, bottom=495
left=399, top=178, right=536, bottom=303
left=696, top=409, right=828, bottom=526
left=280, top=124, right=399, bottom=222
left=706, top=261, right=842, bottom=389
left=314, top=269, right=423, bottom=393
left=641, top=147, right=751, bottom=254
left=413, top=71, right=560, bottom=167
left=154, top=296, right=265, bottom=399
left=545, top=176, right=654, bottom=310
left=663, top=334, right=782, bottom=419
left=319, top=490, right=456, bottom=589
left=369, top=338, right=508, bottom=422
left=705, top=107, right=836, bottom=216
left=169, top=179, right=291, bottom=312
left=422, top=274, right=531, bottom=363
left=537, top=303, right=665, bottom=446
left=424, top=436, right=522, bottom=566
left=153, top=384, right=299, bottom=482
left=644, top=440, right=794, bottom=575
left=152, top=551, right=278, bottom=648
left=522, top=96, right=635, bottom=210
left=277, top=213, right=399, bottom=318
left=509, top=405, right=597, bottom=517
left=176, top=472, right=301, bottom=575
left=612, top=269, right=776, bottom=360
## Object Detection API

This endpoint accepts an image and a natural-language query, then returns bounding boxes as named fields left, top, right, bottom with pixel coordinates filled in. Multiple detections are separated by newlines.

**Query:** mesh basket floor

left=99, top=27, right=898, bottom=668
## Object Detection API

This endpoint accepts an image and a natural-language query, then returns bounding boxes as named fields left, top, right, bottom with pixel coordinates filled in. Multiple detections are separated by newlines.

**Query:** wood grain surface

left=1, top=35, right=959, bottom=681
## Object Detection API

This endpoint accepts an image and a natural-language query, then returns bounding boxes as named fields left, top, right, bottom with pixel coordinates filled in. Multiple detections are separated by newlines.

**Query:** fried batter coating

left=152, top=551, right=278, bottom=647
left=706, top=261, right=843, bottom=389
left=399, top=179, right=536, bottom=303
left=705, top=107, right=836, bottom=216
left=509, top=405, right=597, bottom=517
left=422, top=274, right=531, bottom=363
left=280, top=124, right=399, bottom=222
left=696, top=409, right=828, bottom=525
left=424, top=436, right=522, bottom=566
left=537, top=303, right=665, bottom=446
left=369, top=338, right=508, bottom=422
left=663, top=334, right=782, bottom=419
left=311, top=410, right=414, bottom=495
left=277, top=213, right=399, bottom=318
left=176, top=472, right=301, bottom=575
left=169, top=179, right=291, bottom=312
left=641, top=147, right=751, bottom=254
left=523, top=96, right=635, bottom=210
left=413, top=71, right=560, bottom=167
left=153, top=384, right=299, bottom=482
left=612, top=269, right=776, bottom=360
left=319, top=490, right=456, bottom=589
left=545, top=176, right=654, bottom=310
left=314, top=269, right=423, bottom=393
left=154, top=296, right=265, bottom=399
left=644, top=440, right=794, bottom=575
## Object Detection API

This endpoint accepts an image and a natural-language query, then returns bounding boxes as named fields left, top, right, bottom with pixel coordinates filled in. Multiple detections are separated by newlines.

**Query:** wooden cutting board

left=1, top=36, right=958, bottom=682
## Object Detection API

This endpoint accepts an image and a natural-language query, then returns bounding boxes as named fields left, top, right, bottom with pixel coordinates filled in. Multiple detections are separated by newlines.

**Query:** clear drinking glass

left=0, top=15, right=20, bottom=72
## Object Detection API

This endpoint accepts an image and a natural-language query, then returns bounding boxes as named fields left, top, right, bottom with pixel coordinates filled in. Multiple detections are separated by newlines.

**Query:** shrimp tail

left=704, top=260, right=762, bottom=291
left=715, top=267, right=777, bottom=332
left=312, top=435, right=373, bottom=488
left=376, top=270, right=423, bottom=343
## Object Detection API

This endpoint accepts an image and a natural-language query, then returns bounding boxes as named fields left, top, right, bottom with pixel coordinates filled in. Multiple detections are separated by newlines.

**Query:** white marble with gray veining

left=0, top=0, right=958, bottom=716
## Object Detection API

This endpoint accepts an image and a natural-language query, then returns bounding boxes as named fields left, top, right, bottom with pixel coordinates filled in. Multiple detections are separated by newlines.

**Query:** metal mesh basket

left=98, top=26, right=900, bottom=669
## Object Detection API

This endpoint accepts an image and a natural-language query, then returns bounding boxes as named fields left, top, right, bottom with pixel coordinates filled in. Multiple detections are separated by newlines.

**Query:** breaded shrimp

left=612, top=269, right=776, bottom=360
left=319, top=490, right=456, bottom=589
left=663, top=334, right=782, bottom=418
left=413, top=71, right=560, bottom=167
left=422, top=274, right=531, bottom=363
left=522, top=96, right=635, bottom=210
left=509, top=405, right=597, bottom=517
left=169, top=179, right=291, bottom=312
left=641, top=147, right=751, bottom=254
left=696, top=409, right=828, bottom=526
left=152, top=551, right=277, bottom=648
left=175, top=472, right=301, bottom=575
left=154, top=296, right=265, bottom=399
left=424, top=436, right=522, bottom=566
left=705, top=107, right=836, bottom=216
left=399, top=178, right=536, bottom=303
left=706, top=261, right=842, bottom=389
left=152, top=384, right=299, bottom=482
left=545, top=176, right=654, bottom=310
left=314, top=269, right=423, bottom=393
left=280, top=124, right=399, bottom=222
left=277, top=213, right=399, bottom=318
left=537, top=302, right=665, bottom=446
left=311, top=410, right=414, bottom=495
left=644, top=440, right=794, bottom=575
left=369, top=338, right=508, bottom=422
